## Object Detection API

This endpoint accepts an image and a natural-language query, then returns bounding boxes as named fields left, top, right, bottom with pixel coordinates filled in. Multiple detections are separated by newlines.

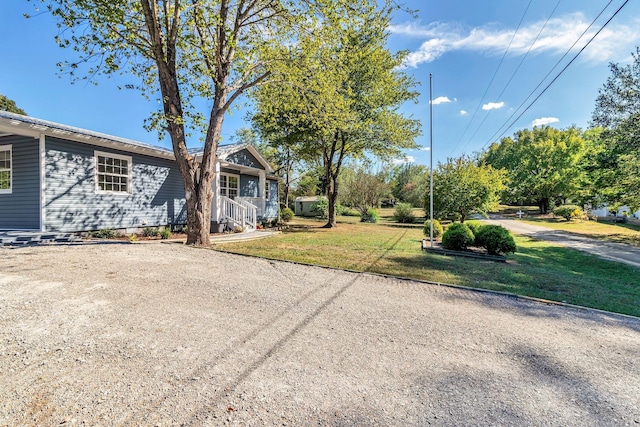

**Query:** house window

left=265, top=182, right=270, bottom=201
left=0, top=145, right=11, bottom=194
left=95, top=151, right=132, bottom=193
left=220, top=173, right=239, bottom=199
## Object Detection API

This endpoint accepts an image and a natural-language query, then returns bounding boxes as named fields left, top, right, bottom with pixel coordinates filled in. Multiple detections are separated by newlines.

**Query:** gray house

left=0, top=111, right=278, bottom=233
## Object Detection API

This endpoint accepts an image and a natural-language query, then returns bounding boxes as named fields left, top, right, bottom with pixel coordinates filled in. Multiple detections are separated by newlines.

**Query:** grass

left=220, top=215, right=640, bottom=317
left=519, top=217, right=640, bottom=247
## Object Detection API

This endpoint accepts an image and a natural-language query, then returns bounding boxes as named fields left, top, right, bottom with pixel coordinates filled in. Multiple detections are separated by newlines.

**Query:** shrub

left=553, top=205, right=583, bottom=221
left=337, top=205, right=360, bottom=216
left=280, top=207, right=295, bottom=222
left=465, top=220, right=482, bottom=237
left=423, top=219, right=443, bottom=238
left=311, top=197, right=328, bottom=219
left=441, top=223, right=474, bottom=251
left=361, top=208, right=379, bottom=223
left=160, top=227, right=171, bottom=239
left=474, top=225, right=516, bottom=255
left=91, top=228, right=116, bottom=239
left=142, top=226, right=160, bottom=237
left=393, top=203, right=416, bottom=223
left=128, top=233, right=138, bottom=242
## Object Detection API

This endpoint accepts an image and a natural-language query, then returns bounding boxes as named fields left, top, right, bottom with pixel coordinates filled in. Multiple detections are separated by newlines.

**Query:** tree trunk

left=538, top=198, right=549, bottom=214
left=323, top=168, right=339, bottom=228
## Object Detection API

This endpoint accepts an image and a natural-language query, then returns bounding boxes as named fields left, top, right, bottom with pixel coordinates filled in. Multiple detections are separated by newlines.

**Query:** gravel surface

left=1, top=243, right=639, bottom=426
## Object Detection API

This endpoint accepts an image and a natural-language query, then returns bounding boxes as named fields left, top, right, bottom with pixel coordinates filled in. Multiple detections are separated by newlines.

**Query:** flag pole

left=429, top=73, right=434, bottom=248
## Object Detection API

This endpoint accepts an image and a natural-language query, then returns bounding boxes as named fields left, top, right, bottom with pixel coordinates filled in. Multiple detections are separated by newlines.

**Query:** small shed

left=294, top=196, right=321, bottom=217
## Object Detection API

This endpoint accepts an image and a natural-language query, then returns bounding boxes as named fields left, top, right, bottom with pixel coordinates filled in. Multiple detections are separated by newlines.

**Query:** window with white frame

left=0, top=145, right=11, bottom=194
left=220, top=173, right=239, bottom=199
left=95, top=151, right=132, bottom=193
left=265, top=181, right=270, bottom=200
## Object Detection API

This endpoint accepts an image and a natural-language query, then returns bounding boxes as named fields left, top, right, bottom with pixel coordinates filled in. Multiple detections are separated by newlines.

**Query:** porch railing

left=221, top=196, right=257, bottom=230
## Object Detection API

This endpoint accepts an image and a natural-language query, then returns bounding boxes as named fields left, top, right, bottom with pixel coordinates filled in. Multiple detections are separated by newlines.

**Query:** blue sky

left=1, top=0, right=639, bottom=166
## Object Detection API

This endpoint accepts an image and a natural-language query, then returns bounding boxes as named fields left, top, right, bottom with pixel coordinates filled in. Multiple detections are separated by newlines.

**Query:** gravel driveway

left=1, top=243, right=639, bottom=426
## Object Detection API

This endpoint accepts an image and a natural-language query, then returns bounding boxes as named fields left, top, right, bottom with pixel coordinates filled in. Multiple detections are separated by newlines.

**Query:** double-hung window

left=95, top=151, right=132, bottom=194
left=0, top=145, right=11, bottom=194
left=220, top=173, right=239, bottom=199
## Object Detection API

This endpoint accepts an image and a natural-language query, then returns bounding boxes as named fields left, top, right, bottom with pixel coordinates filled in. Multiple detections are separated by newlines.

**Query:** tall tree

left=0, top=94, right=27, bottom=115
left=33, top=0, right=377, bottom=245
left=339, top=165, right=389, bottom=215
left=482, top=126, right=586, bottom=214
left=389, top=163, right=429, bottom=207
left=251, top=9, right=420, bottom=227
left=427, top=156, right=505, bottom=223
left=592, top=47, right=640, bottom=129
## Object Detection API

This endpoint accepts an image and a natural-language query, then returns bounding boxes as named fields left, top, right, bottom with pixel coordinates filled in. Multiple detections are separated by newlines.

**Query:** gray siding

left=265, top=180, right=279, bottom=219
left=45, top=137, right=185, bottom=232
left=225, top=149, right=264, bottom=169
left=0, top=135, right=40, bottom=230
left=240, top=175, right=259, bottom=198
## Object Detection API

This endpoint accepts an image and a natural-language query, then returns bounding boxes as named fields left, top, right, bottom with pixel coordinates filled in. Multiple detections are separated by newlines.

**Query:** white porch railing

left=221, top=196, right=257, bottom=230
left=236, top=197, right=266, bottom=218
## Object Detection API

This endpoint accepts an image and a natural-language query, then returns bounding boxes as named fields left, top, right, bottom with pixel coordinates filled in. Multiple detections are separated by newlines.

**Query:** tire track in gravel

left=140, top=227, right=411, bottom=424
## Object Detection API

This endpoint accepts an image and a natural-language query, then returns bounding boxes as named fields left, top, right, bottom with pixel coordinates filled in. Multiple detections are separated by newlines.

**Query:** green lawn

left=219, top=216, right=640, bottom=317
left=519, top=217, right=640, bottom=247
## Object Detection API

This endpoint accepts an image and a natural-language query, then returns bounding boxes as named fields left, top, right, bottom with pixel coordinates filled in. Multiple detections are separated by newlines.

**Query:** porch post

left=39, top=134, right=46, bottom=232
left=212, top=161, right=221, bottom=223
left=259, top=170, right=266, bottom=214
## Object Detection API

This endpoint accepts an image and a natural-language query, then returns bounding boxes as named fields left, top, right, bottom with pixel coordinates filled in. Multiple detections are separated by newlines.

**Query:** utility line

left=447, top=0, right=533, bottom=158
left=481, top=0, right=625, bottom=149
left=456, top=0, right=563, bottom=156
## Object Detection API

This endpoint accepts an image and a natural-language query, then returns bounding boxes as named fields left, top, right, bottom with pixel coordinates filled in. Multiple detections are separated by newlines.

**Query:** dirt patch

left=1, top=244, right=639, bottom=425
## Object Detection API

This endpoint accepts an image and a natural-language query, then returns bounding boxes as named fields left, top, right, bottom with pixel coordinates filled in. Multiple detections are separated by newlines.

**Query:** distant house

left=589, top=205, right=640, bottom=219
left=294, top=196, right=322, bottom=217
left=0, top=111, right=278, bottom=233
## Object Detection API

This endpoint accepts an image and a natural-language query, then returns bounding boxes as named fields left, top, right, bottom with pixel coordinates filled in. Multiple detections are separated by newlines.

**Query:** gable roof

left=0, top=111, right=275, bottom=173
left=0, top=110, right=174, bottom=159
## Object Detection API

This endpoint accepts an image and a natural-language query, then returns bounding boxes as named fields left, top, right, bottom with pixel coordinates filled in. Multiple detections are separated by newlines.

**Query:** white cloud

left=431, top=96, right=452, bottom=105
left=391, top=156, right=416, bottom=165
left=392, top=13, right=640, bottom=68
left=418, top=146, right=431, bottom=151
left=531, top=117, right=560, bottom=127
left=482, top=102, right=505, bottom=111
left=460, top=110, right=468, bottom=116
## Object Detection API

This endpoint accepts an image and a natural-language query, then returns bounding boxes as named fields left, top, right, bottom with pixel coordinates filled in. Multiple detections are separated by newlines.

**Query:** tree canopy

left=427, top=156, right=505, bottom=223
left=482, top=126, right=585, bottom=214
left=250, top=9, right=420, bottom=227
left=0, top=94, right=26, bottom=115
left=592, top=47, right=640, bottom=129
left=36, top=0, right=387, bottom=244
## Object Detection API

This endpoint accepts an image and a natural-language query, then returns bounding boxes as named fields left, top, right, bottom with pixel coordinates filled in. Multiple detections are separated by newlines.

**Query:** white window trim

left=219, top=172, right=240, bottom=199
left=0, top=144, right=12, bottom=195
left=94, top=150, right=133, bottom=195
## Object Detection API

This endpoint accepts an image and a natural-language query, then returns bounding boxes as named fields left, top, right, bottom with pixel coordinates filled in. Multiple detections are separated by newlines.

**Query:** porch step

left=0, top=232, right=81, bottom=247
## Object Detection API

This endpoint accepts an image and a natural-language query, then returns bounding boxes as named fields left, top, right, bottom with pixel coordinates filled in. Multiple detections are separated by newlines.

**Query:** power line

left=447, top=0, right=533, bottom=158
left=457, top=0, right=563, bottom=156
left=481, top=0, right=625, bottom=149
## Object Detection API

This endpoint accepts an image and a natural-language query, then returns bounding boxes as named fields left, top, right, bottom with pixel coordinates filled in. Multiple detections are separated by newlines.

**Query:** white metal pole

left=430, top=73, right=434, bottom=248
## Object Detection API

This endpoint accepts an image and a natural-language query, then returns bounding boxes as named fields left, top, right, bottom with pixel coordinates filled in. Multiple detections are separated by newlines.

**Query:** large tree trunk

left=538, top=198, right=549, bottom=214
left=324, top=174, right=339, bottom=228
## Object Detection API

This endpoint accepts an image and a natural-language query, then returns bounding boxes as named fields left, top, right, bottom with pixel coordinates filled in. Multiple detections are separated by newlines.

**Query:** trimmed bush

left=441, top=223, right=474, bottom=251
left=423, top=219, right=443, bottom=239
left=474, top=225, right=516, bottom=255
left=142, top=226, right=160, bottom=237
left=160, top=227, right=172, bottom=239
left=361, top=208, right=379, bottom=223
left=280, top=207, right=295, bottom=222
left=393, top=203, right=416, bottom=223
left=553, top=205, right=583, bottom=221
left=464, top=220, right=482, bottom=237
left=91, top=228, right=117, bottom=239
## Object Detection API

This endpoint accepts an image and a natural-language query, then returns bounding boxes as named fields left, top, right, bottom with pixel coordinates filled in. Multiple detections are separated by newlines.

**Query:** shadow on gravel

left=510, top=343, right=629, bottom=424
